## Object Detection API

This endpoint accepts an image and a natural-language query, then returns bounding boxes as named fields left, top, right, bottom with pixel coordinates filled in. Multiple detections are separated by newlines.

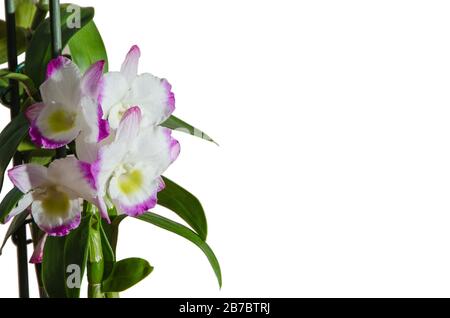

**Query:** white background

left=1, top=0, right=450, bottom=297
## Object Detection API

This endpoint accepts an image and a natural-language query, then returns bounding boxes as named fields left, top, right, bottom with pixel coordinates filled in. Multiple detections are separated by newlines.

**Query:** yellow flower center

left=118, top=169, right=143, bottom=195
left=40, top=187, right=71, bottom=217
left=48, top=109, right=77, bottom=133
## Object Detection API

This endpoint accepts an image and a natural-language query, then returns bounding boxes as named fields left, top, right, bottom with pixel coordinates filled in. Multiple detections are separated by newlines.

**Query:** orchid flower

left=26, top=56, right=109, bottom=149
left=6, top=157, right=96, bottom=236
left=101, top=45, right=175, bottom=129
left=78, top=106, right=180, bottom=218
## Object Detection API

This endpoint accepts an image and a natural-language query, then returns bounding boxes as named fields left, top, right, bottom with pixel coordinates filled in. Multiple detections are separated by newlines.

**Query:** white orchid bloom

left=101, top=45, right=175, bottom=129
left=78, top=106, right=180, bottom=219
left=6, top=157, right=96, bottom=236
left=26, top=56, right=109, bottom=149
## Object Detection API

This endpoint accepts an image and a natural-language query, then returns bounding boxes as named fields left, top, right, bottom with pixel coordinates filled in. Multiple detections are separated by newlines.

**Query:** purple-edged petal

left=120, top=45, right=141, bottom=84
left=97, top=105, right=110, bottom=142
left=29, top=234, right=47, bottom=264
left=162, top=79, right=176, bottom=114
left=46, top=56, right=65, bottom=79
left=116, top=106, right=142, bottom=142
left=31, top=196, right=82, bottom=237
left=41, top=56, right=82, bottom=107
left=81, top=60, right=105, bottom=100
left=78, top=96, right=110, bottom=144
left=30, top=102, right=81, bottom=149
left=8, top=164, right=48, bottom=193
left=124, top=73, right=175, bottom=125
left=109, top=176, right=165, bottom=217
left=164, top=127, right=181, bottom=164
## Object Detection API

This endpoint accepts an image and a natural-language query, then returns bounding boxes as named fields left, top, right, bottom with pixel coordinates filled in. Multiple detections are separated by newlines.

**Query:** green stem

left=87, top=211, right=105, bottom=298
left=5, top=0, right=29, bottom=298
left=48, top=0, right=61, bottom=56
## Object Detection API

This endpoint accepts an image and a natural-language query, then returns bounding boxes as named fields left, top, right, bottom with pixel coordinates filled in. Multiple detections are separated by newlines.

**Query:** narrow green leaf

left=0, top=20, right=29, bottom=65
left=68, top=21, right=108, bottom=73
left=0, top=113, right=29, bottom=193
left=158, top=176, right=208, bottom=240
left=161, top=115, right=217, bottom=144
left=42, top=235, right=67, bottom=298
left=0, top=187, right=24, bottom=224
left=24, top=5, right=95, bottom=86
left=64, top=215, right=91, bottom=298
left=102, top=257, right=153, bottom=293
left=137, top=212, right=222, bottom=288
left=0, top=211, right=27, bottom=255
left=100, top=222, right=115, bottom=280
left=0, top=70, right=38, bottom=100
left=101, top=214, right=126, bottom=253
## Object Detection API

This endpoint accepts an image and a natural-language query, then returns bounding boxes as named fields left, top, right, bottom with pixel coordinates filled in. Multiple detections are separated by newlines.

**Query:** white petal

left=131, top=126, right=180, bottom=178
left=41, top=56, right=82, bottom=107
left=8, top=164, right=49, bottom=193
left=47, top=157, right=96, bottom=202
left=124, top=73, right=174, bottom=125
left=120, top=45, right=140, bottom=84
left=101, top=72, right=129, bottom=120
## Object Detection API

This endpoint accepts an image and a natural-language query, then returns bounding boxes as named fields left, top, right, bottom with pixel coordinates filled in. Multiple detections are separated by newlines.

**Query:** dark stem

left=49, top=0, right=62, bottom=57
left=4, top=0, right=29, bottom=298
left=49, top=0, right=65, bottom=158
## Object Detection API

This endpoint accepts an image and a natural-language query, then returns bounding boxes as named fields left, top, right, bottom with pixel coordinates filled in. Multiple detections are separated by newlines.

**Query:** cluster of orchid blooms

left=5, top=45, right=180, bottom=262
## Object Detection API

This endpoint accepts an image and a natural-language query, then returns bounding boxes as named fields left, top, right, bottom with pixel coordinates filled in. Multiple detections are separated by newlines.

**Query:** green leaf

left=0, top=210, right=27, bottom=255
left=68, top=21, right=108, bottom=73
left=101, top=257, right=153, bottom=292
left=42, top=215, right=91, bottom=298
left=0, top=113, right=29, bottom=193
left=0, top=187, right=24, bottom=224
left=26, top=149, right=55, bottom=165
left=100, top=222, right=115, bottom=280
left=15, top=0, right=37, bottom=29
left=137, top=212, right=222, bottom=288
left=64, top=215, right=91, bottom=298
left=159, top=176, right=208, bottom=240
left=24, top=5, right=95, bottom=86
left=0, top=20, right=29, bottom=65
left=42, top=235, right=66, bottom=298
left=161, top=115, right=217, bottom=144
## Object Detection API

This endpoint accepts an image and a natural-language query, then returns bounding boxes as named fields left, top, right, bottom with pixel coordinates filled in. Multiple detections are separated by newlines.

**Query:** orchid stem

left=87, top=209, right=105, bottom=298
left=49, top=0, right=61, bottom=56
left=4, top=0, right=29, bottom=299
